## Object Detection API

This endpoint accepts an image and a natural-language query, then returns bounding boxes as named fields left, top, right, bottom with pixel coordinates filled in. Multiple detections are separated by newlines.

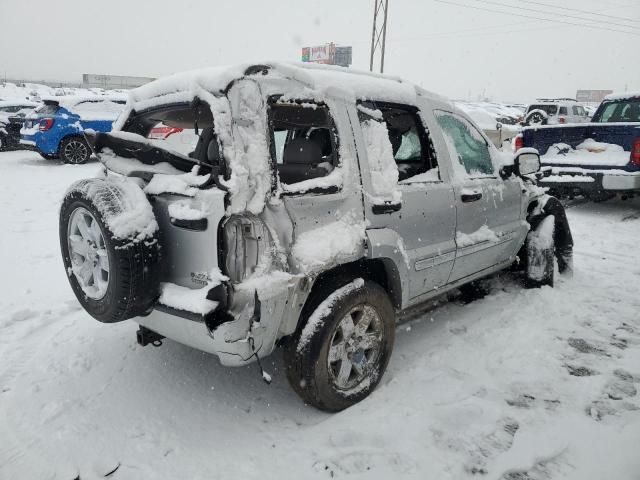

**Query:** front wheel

left=60, top=136, right=91, bottom=164
left=284, top=279, right=395, bottom=411
left=525, top=215, right=555, bottom=288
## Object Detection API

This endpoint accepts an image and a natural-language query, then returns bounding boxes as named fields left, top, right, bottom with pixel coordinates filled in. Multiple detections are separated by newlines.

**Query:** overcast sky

left=1, top=0, right=638, bottom=102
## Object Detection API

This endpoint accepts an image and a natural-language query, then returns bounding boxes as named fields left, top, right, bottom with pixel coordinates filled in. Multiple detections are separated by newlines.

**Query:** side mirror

left=496, top=122, right=503, bottom=131
left=515, top=150, right=541, bottom=176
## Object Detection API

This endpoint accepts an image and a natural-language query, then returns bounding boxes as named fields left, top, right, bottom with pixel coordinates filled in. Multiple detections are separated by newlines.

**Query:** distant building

left=576, top=89, right=613, bottom=104
left=82, top=74, right=155, bottom=89
left=301, top=43, right=352, bottom=68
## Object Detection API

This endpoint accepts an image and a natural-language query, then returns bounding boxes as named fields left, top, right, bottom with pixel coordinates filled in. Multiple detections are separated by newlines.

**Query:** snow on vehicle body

left=59, top=62, right=572, bottom=410
left=20, top=95, right=126, bottom=163
left=519, top=91, right=640, bottom=200
left=0, top=99, right=39, bottom=150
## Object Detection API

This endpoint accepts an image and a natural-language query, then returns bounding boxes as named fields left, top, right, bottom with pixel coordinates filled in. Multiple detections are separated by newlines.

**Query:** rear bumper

left=134, top=276, right=304, bottom=367
left=538, top=168, right=640, bottom=194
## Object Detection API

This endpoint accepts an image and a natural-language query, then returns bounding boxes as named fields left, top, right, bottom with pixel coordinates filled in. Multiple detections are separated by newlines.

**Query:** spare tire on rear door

left=59, top=177, right=161, bottom=323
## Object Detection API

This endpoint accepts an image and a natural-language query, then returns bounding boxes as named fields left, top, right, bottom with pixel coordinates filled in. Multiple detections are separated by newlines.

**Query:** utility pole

left=369, top=0, right=389, bottom=74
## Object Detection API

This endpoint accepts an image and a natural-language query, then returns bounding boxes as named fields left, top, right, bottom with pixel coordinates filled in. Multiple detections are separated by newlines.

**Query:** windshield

left=594, top=99, right=640, bottom=123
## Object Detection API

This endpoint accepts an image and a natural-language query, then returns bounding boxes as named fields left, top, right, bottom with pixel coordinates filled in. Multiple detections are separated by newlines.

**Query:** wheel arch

left=287, top=257, right=402, bottom=338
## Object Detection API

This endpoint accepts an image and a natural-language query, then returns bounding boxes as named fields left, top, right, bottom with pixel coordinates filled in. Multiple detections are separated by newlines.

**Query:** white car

left=524, top=99, right=590, bottom=126
left=0, top=100, right=40, bottom=150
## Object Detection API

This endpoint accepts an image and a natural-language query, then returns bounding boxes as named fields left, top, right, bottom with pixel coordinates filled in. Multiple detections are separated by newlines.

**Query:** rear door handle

left=372, top=202, right=402, bottom=214
left=461, top=192, right=482, bottom=203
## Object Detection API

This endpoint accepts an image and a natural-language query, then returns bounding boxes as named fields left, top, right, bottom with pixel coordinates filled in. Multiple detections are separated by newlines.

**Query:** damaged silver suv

left=59, top=63, right=573, bottom=411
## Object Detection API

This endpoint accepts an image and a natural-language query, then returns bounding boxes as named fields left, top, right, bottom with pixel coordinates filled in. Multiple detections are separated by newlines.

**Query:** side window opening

left=268, top=100, right=339, bottom=192
left=358, top=102, right=439, bottom=183
left=119, top=103, right=222, bottom=173
left=435, top=110, right=495, bottom=177
left=558, top=106, right=568, bottom=115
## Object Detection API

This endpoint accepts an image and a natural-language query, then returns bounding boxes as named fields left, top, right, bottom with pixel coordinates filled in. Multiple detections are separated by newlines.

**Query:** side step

left=136, top=326, right=165, bottom=347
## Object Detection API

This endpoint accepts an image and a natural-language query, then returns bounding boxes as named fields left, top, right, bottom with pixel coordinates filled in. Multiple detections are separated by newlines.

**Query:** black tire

left=59, top=179, right=161, bottom=323
left=524, top=215, right=555, bottom=288
left=284, top=279, right=395, bottom=411
left=39, top=152, right=59, bottom=160
left=526, top=110, right=547, bottom=126
left=458, top=279, right=491, bottom=304
left=60, top=136, right=91, bottom=164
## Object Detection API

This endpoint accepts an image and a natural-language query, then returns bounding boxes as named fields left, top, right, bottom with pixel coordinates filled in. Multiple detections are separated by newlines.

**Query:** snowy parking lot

left=1, top=150, right=639, bottom=479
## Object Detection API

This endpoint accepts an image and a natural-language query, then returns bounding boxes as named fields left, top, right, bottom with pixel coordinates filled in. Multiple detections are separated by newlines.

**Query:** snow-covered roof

left=0, top=99, right=39, bottom=108
left=127, top=61, right=449, bottom=107
left=604, top=91, right=640, bottom=102
left=42, top=94, right=128, bottom=110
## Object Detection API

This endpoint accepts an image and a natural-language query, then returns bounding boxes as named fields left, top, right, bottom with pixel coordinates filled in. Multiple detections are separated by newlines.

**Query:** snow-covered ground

left=1, top=150, right=639, bottom=479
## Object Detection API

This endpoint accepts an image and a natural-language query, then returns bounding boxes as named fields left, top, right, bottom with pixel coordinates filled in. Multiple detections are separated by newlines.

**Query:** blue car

left=20, top=95, right=126, bottom=164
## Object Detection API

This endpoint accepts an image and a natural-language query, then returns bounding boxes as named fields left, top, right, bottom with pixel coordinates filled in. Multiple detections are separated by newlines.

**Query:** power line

left=475, top=0, right=640, bottom=30
left=516, top=0, right=640, bottom=25
left=433, top=0, right=640, bottom=37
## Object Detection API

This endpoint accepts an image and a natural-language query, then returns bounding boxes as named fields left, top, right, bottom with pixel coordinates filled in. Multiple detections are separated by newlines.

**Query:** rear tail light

left=631, top=138, right=640, bottom=166
left=222, top=214, right=272, bottom=283
left=514, top=134, right=523, bottom=152
left=39, top=118, right=54, bottom=131
left=558, top=117, right=566, bottom=124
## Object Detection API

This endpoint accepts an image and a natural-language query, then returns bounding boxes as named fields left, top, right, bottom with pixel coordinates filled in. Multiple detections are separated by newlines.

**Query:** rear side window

left=38, top=103, right=59, bottom=115
left=435, top=111, right=494, bottom=177
left=558, top=107, right=568, bottom=115
left=358, top=101, right=439, bottom=183
left=122, top=103, right=221, bottom=171
left=528, top=104, right=558, bottom=116
left=268, top=101, right=339, bottom=193
left=572, top=105, right=586, bottom=116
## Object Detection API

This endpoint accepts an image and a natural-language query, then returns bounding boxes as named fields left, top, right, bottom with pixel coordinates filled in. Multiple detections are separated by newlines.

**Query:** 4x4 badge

left=190, top=272, right=209, bottom=286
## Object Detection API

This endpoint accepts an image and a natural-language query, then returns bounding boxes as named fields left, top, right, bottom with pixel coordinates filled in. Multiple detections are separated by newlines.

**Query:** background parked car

left=0, top=100, right=39, bottom=150
left=20, top=95, right=126, bottom=163
left=524, top=99, right=590, bottom=126
left=518, top=91, right=640, bottom=201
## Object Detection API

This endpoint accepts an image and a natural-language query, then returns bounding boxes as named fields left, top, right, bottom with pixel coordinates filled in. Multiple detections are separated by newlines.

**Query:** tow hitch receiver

left=136, top=326, right=165, bottom=347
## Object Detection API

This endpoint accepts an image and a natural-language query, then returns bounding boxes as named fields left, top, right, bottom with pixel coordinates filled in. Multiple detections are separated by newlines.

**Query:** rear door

left=353, top=102, right=457, bottom=304
left=434, top=110, right=524, bottom=283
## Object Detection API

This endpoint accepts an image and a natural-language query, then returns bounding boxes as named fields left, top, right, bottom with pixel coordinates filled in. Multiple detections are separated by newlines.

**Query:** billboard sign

left=576, top=89, right=613, bottom=103
left=301, top=43, right=351, bottom=67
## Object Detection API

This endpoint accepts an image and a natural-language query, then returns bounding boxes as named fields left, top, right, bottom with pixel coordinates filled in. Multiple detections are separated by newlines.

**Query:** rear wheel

left=284, top=279, right=395, bottom=411
left=60, top=136, right=90, bottom=164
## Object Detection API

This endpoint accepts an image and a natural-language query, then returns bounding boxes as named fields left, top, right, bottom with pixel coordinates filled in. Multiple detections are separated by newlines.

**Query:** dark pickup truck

left=517, top=92, right=640, bottom=200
